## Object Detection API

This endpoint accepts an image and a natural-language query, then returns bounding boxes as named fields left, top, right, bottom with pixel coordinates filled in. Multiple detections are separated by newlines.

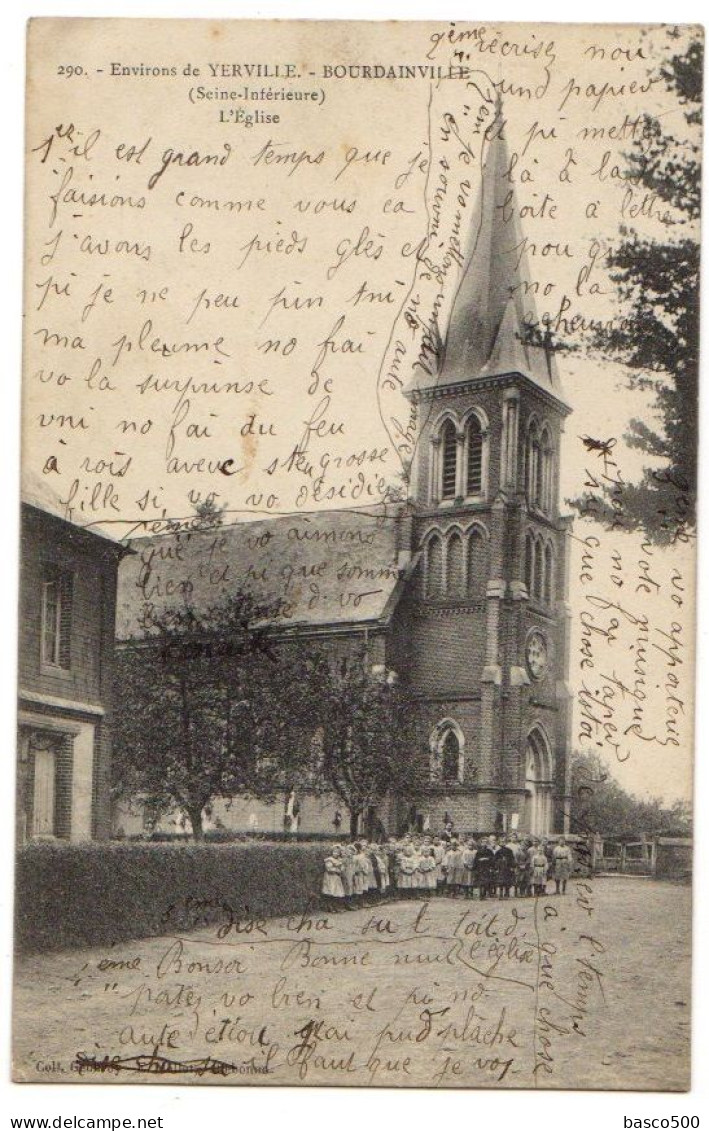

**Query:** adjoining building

left=115, top=121, right=573, bottom=839
left=17, top=475, right=130, bottom=844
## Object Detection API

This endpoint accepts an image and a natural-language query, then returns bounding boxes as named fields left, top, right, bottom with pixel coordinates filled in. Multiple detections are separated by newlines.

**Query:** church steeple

left=426, top=103, right=567, bottom=406
left=400, top=102, right=573, bottom=843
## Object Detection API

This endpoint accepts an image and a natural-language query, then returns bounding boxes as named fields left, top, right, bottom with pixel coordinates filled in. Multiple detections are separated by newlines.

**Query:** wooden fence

left=590, top=835, right=692, bottom=878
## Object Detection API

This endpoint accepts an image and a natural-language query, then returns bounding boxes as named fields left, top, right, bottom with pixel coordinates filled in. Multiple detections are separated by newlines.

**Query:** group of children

left=321, top=832, right=575, bottom=909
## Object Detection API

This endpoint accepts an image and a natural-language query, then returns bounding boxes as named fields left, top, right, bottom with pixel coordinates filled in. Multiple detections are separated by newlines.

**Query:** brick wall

left=403, top=605, right=486, bottom=697
left=423, top=791, right=501, bottom=834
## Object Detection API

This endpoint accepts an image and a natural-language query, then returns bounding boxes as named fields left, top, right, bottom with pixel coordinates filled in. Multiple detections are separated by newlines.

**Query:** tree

left=112, top=592, right=317, bottom=839
left=569, top=750, right=691, bottom=838
left=570, top=31, right=701, bottom=544
left=318, top=658, right=420, bottom=837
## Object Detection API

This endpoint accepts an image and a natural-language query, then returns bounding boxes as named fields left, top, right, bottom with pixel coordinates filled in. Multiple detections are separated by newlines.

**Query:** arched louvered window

left=540, top=426, right=553, bottom=512
left=466, top=416, right=483, bottom=495
left=441, top=420, right=457, bottom=500
left=447, top=531, right=464, bottom=595
left=526, top=421, right=540, bottom=506
left=426, top=534, right=443, bottom=597
left=544, top=543, right=553, bottom=605
left=534, top=443, right=544, bottom=507
left=533, top=538, right=543, bottom=601
left=467, top=528, right=487, bottom=598
left=525, top=532, right=534, bottom=596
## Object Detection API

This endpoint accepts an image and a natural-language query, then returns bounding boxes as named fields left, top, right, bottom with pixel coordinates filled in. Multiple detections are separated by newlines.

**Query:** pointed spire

left=430, top=102, right=566, bottom=402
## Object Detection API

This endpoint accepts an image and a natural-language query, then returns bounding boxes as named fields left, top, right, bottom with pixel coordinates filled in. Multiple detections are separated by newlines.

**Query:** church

left=115, top=122, right=573, bottom=840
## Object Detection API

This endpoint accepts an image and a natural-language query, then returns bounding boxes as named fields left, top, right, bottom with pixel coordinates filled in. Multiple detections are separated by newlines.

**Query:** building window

left=467, top=527, right=487, bottom=598
left=525, top=532, right=534, bottom=595
left=425, top=534, right=444, bottom=596
left=535, top=437, right=544, bottom=507
left=526, top=533, right=555, bottom=606
left=544, top=543, right=554, bottom=605
left=41, top=569, right=73, bottom=669
left=430, top=410, right=488, bottom=505
left=430, top=719, right=465, bottom=783
left=526, top=420, right=539, bottom=506
left=424, top=525, right=489, bottom=600
left=540, top=426, right=553, bottom=512
left=41, top=579, right=60, bottom=665
left=447, top=531, right=465, bottom=595
left=466, top=416, right=483, bottom=495
left=440, top=420, right=457, bottom=500
left=441, top=730, right=461, bottom=782
left=533, top=538, right=543, bottom=601
left=526, top=420, right=554, bottom=513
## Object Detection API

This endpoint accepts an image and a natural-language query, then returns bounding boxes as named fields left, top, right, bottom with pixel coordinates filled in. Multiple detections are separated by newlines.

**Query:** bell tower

left=402, top=105, right=573, bottom=835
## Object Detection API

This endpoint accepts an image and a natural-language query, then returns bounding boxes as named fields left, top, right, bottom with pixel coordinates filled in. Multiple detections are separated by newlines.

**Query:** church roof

left=116, top=505, right=412, bottom=641
left=413, top=104, right=568, bottom=407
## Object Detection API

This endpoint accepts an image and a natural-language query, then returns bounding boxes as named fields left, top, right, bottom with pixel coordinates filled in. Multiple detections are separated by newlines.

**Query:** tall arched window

left=430, top=720, right=465, bottom=783
left=526, top=421, right=540, bottom=505
left=467, top=527, right=487, bottom=597
left=543, top=543, right=553, bottom=605
left=540, top=426, right=553, bottom=513
left=466, top=415, right=483, bottom=495
left=525, top=532, right=534, bottom=596
left=441, top=730, right=461, bottom=782
left=533, top=537, right=543, bottom=601
left=441, top=420, right=457, bottom=500
left=447, top=530, right=464, bottom=595
left=426, top=534, right=443, bottom=596
left=535, top=441, right=544, bottom=507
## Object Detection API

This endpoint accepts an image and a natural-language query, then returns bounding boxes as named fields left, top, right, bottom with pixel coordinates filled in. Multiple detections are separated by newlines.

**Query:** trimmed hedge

left=15, top=841, right=328, bottom=955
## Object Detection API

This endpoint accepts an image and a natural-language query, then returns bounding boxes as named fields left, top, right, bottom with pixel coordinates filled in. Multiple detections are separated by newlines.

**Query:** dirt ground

left=13, top=876, right=691, bottom=1090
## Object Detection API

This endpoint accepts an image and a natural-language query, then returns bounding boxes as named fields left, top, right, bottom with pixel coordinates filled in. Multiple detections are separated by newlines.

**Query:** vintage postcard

left=14, top=18, right=700, bottom=1090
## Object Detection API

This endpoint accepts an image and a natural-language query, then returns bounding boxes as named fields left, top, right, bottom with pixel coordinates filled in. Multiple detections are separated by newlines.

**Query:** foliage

left=317, top=657, right=421, bottom=836
left=15, top=841, right=328, bottom=954
left=112, top=594, right=321, bottom=838
left=112, top=597, right=420, bottom=840
left=570, top=31, right=702, bottom=543
left=569, top=750, right=692, bottom=838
